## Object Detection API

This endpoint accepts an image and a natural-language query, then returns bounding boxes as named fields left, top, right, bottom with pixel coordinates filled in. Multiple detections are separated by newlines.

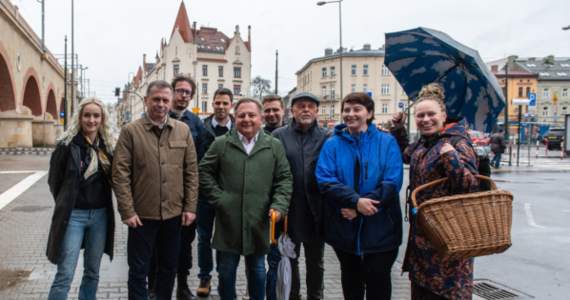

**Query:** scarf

left=83, top=134, right=113, bottom=187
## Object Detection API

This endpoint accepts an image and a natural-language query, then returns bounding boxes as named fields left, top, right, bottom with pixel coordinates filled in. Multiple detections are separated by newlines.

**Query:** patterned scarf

left=83, top=134, right=113, bottom=187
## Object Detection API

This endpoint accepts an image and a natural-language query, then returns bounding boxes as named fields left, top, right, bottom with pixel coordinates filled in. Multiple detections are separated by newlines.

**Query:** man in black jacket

left=272, top=92, right=333, bottom=300
left=196, top=88, right=235, bottom=297
left=490, top=129, right=506, bottom=168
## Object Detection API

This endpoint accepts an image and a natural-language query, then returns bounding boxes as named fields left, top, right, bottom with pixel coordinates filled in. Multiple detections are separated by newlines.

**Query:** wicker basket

left=411, top=175, right=513, bottom=261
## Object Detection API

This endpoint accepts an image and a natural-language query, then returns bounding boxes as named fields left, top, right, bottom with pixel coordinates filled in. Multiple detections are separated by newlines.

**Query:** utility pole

left=275, top=50, right=278, bottom=95
left=63, top=36, right=68, bottom=130
left=71, top=0, right=75, bottom=113
left=41, top=0, right=45, bottom=52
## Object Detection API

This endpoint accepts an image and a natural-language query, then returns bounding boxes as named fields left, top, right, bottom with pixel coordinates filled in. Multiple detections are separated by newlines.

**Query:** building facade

left=295, top=44, right=415, bottom=130
left=123, top=1, right=252, bottom=123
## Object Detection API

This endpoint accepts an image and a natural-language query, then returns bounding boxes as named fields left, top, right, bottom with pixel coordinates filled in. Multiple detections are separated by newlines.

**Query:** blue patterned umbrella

left=384, top=27, right=505, bottom=133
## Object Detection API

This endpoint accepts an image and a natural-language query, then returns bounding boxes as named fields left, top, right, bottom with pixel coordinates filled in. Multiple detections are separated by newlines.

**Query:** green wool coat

left=198, top=128, right=293, bottom=256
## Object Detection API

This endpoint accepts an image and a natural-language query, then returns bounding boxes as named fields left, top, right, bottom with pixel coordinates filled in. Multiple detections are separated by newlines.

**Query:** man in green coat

left=199, top=97, right=293, bottom=300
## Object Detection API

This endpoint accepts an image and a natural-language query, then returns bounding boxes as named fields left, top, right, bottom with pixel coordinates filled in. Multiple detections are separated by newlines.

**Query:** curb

left=0, top=148, right=54, bottom=156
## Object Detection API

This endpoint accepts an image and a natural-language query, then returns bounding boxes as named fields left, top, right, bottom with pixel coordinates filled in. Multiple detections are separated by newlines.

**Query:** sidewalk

left=0, top=155, right=412, bottom=300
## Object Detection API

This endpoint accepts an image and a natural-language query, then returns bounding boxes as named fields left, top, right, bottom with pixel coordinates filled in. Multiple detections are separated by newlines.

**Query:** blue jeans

left=48, top=208, right=108, bottom=300
left=492, top=152, right=503, bottom=168
left=127, top=216, right=182, bottom=300
left=218, top=251, right=266, bottom=300
left=196, top=198, right=220, bottom=279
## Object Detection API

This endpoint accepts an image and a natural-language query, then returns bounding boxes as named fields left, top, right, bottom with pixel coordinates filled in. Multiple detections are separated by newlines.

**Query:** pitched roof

left=171, top=1, right=194, bottom=43
left=515, top=58, right=570, bottom=81
left=195, top=27, right=231, bottom=54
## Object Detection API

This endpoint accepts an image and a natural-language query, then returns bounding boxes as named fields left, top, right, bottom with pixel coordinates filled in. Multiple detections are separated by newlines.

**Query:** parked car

left=469, top=131, right=490, bottom=146
left=543, top=128, right=565, bottom=150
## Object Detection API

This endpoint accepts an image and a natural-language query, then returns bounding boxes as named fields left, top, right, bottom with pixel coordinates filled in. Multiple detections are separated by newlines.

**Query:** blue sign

left=528, top=93, right=536, bottom=106
left=60, top=111, right=65, bottom=118
left=141, top=113, right=145, bottom=117
left=367, top=92, right=372, bottom=97
left=531, top=115, right=535, bottom=119
left=524, top=113, right=529, bottom=119
left=398, top=102, right=403, bottom=108
left=554, top=113, right=557, bottom=122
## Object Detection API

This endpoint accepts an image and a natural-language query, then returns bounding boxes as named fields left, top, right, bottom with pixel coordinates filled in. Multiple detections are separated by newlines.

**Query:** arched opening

left=46, top=90, right=57, bottom=118
left=22, top=76, right=42, bottom=116
left=0, top=53, right=16, bottom=111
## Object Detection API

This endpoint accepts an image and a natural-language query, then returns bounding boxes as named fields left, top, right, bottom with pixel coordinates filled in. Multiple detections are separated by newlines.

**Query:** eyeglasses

left=175, top=89, right=192, bottom=96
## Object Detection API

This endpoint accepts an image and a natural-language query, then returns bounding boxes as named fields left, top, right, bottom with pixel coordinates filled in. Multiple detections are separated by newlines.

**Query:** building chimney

left=193, top=22, right=197, bottom=43
left=546, top=55, right=555, bottom=65
left=143, top=54, right=146, bottom=69
left=363, top=43, right=371, bottom=50
left=491, top=65, right=498, bottom=72
left=248, top=25, right=251, bottom=47
left=325, top=48, right=333, bottom=56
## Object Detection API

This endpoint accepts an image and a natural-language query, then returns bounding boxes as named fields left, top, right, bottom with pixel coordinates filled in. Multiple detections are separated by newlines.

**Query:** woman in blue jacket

left=316, top=93, right=404, bottom=300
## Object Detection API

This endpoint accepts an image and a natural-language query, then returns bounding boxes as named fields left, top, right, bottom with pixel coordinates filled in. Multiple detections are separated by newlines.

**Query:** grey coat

left=272, top=120, right=333, bottom=243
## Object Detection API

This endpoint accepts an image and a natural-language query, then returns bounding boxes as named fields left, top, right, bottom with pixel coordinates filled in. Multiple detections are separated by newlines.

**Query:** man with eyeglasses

left=147, top=74, right=204, bottom=300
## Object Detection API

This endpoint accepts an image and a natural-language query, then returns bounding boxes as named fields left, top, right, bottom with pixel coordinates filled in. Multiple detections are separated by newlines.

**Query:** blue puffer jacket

left=316, top=123, right=404, bottom=255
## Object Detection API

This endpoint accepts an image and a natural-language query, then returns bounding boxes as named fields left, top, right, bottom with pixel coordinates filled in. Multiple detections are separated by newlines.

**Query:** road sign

left=512, top=99, right=531, bottom=106
left=141, top=113, right=144, bottom=117
left=528, top=93, right=536, bottom=106
left=398, top=102, right=403, bottom=108
left=60, top=111, right=65, bottom=118
left=191, top=108, right=200, bottom=114
left=531, top=115, right=535, bottom=119
left=524, top=113, right=529, bottom=118
left=367, top=92, right=372, bottom=97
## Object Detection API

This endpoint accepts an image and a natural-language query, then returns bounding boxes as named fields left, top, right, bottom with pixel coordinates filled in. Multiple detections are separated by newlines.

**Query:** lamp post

left=80, top=66, right=88, bottom=98
left=563, top=25, right=570, bottom=30
left=317, top=0, right=343, bottom=123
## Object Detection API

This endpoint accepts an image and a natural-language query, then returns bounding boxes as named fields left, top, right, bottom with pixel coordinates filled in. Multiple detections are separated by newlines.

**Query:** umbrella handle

left=271, top=211, right=277, bottom=244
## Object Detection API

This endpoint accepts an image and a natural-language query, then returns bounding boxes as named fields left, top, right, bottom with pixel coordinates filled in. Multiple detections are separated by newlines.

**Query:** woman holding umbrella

left=316, top=93, right=404, bottom=299
left=46, top=98, right=115, bottom=300
left=388, top=83, right=479, bottom=300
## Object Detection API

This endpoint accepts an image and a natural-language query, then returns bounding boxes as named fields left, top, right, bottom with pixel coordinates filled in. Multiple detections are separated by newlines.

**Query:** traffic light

left=115, top=88, right=120, bottom=97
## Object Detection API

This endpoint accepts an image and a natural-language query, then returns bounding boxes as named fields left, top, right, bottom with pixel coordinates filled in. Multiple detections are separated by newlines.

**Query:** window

left=382, top=103, right=388, bottom=114
left=518, top=87, right=523, bottom=97
left=330, top=66, right=335, bottom=76
left=202, top=101, right=208, bottom=113
left=218, top=84, right=223, bottom=90
left=351, top=65, right=356, bottom=75
left=321, top=105, right=326, bottom=115
left=202, top=65, right=208, bottom=76
left=557, top=72, right=568, bottom=76
left=199, top=36, right=205, bottom=41
left=381, top=84, right=390, bottom=95
left=207, top=45, right=211, bottom=50
left=217, top=66, right=223, bottom=77
left=351, top=84, right=356, bottom=93
left=543, top=88, right=549, bottom=97
left=321, top=86, right=326, bottom=96
left=173, top=65, right=179, bottom=75
left=202, top=83, right=208, bottom=94
left=322, top=68, right=327, bottom=78
left=330, top=104, right=334, bottom=118
left=562, top=107, right=568, bottom=114
left=234, top=67, right=241, bottom=78
left=330, top=85, right=335, bottom=98
left=211, top=39, right=219, bottom=44
left=221, top=38, right=226, bottom=43
left=233, top=85, right=241, bottom=95
left=363, top=65, right=369, bottom=75
left=526, top=63, right=536, bottom=67
left=539, top=72, right=550, bottom=76
left=526, top=87, right=531, bottom=97
left=382, top=64, right=390, bottom=76
left=235, top=46, right=240, bottom=55
left=542, top=106, right=548, bottom=116
left=563, top=88, right=568, bottom=97
left=363, top=84, right=368, bottom=93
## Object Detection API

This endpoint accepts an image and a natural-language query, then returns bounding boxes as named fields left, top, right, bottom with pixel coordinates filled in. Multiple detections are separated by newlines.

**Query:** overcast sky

left=9, top=0, right=570, bottom=105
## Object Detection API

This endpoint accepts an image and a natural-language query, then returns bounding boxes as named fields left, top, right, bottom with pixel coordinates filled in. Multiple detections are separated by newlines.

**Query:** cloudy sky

left=9, top=0, right=570, bottom=105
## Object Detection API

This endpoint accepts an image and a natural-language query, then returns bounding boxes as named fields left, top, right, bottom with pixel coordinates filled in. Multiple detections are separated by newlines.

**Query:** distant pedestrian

left=490, top=129, right=506, bottom=168
left=113, top=80, right=199, bottom=300
left=199, top=97, right=293, bottom=300
left=316, top=93, right=404, bottom=300
left=272, top=92, right=333, bottom=300
left=145, top=74, right=204, bottom=300
left=46, top=98, right=116, bottom=300
left=263, top=94, right=286, bottom=133
left=195, top=87, right=236, bottom=298
left=389, top=83, right=479, bottom=300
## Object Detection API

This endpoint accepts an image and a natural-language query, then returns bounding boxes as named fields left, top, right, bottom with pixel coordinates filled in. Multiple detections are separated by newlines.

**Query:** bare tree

left=251, top=76, right=272, bottom=99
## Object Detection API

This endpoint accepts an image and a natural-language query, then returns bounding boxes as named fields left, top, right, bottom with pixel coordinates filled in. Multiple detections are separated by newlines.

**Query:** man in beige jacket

left=112, top=80, right=199, bottom=300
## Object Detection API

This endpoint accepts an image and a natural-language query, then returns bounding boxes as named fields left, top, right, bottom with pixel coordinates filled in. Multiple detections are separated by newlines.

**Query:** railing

left=197, top=53, right=226, bottom=61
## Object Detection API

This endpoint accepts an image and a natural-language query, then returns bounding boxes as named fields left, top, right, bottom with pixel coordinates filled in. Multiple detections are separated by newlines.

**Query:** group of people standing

left=46, top=72, right=480, bottom=300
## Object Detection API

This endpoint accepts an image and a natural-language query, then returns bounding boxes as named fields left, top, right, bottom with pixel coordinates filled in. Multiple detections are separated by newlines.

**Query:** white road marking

left=0, top=171, right=48, bottom=211
left=0, top=171, right=37, bottom=174
left=524, top=203, right=546, bottom=229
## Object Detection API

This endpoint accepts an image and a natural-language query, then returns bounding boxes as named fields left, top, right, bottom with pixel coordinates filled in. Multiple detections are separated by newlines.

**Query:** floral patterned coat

left=392, top=117, right=479, bottom=300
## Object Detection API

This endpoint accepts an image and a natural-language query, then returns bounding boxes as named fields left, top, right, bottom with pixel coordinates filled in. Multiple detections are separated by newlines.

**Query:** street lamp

left=563, top=25, right=570, bottom=30
left=317, top=0, right=343, bottom=123
left=80, top=66, right=88, bottom=98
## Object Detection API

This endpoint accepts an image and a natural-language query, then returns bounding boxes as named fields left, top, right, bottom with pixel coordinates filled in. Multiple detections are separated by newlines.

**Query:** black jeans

left=127, top=216, right=182, bottom=300
left=333, top=247, right=398, bottom=300
left=290, top=241, right=325, bottom=300
left=148, top=221, right=197, bottom=283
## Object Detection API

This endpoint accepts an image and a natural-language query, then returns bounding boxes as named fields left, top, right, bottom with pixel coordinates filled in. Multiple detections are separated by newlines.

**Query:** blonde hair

left=411, top=83, right=447, bottom=114
left=58, top=97, right=115, bottom=153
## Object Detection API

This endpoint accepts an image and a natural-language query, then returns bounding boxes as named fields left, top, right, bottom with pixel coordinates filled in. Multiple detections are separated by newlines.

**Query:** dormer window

left=526, top=63, right=536, bottom=67
left=557, top=72, right=568, bottom=76
left=200, top=36, right=205, bottom=41
left=539, top=72, right=550, bottom=76
left=221, top=38, right=226, bottom=43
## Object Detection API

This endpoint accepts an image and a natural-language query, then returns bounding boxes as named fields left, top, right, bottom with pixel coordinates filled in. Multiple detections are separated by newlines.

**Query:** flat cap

left=291, top=92, right=320, bottom=107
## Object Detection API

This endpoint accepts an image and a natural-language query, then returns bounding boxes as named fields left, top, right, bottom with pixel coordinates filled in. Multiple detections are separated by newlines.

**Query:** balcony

left=319, top=94, right=341, bottom=102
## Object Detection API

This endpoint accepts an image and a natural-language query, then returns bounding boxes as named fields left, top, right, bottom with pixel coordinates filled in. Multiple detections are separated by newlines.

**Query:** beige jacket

left=112, top=116, right=198, bottom=221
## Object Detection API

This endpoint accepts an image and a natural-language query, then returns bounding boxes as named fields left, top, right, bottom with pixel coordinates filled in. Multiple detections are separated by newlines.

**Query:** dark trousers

left=290, top=241, right=325, bottom=300
left=411, top=282, right=448, bottom=300
left=333, top=247, right=398, bottom=300
left=127, top=216, right=182, bottom=300
left=148, top=221, right=197, bottom=283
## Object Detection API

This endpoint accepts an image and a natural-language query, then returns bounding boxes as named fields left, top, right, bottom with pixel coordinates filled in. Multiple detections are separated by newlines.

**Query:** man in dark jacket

left=262, top=94, right=286, bottom=133
left=272, top=92, right=333, bottom=300
left=490, top=129, right=506, bottom=168
left=146, top=74, right=204, bottom=300
left=195, top=88, right=235, bottom=297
